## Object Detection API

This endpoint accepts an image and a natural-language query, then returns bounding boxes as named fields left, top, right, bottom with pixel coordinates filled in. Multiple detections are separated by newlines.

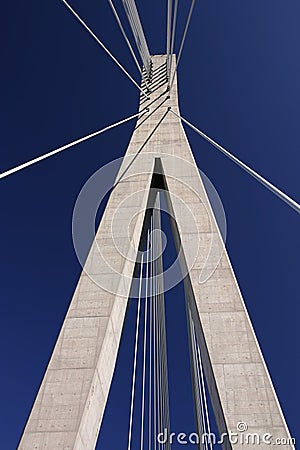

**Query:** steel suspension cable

left=170, top=109, right=300, bottom=214
left=148, top=218, right=153, bottom=450
left=140, top=231, right=150, bottom=450
left=190, top=312, right=209, bottom=450
left=156, top=194, right=170, bottom=449
left=155, top=217, right=162, bottom=450
left=166, top=0, right=173, bottom=75
left=153, top=221, right=157, bottom=450
left=188, top=307, right=206, bottom=449
left=123, top=0, right=147, bottom=63
left=157, top=297, right=164, bottom=450
left=196, top=342, right=213, bottom=450
left=190, top=311, right=214, bottom=450
left=156, top=285, right=162, bottom=450
left=0, top=111, right=145, bottom=180
left=61, top=0, right=148, bottom=97
left=168, top=0, right=179, bottom=80
left=156, top=200, right=163, bottom=449
left=3, top=83, right=167, bottom=183
left=122, top=0, right=151, bottom=75
left=153, top=194, right=171, bottom=449
left=160, top=281, right=170, bottom=450
left=108, top=0, right=142, bottom=75
left=155, top=206, right=163, bottom=449
left=154, top=205, right=163, bottom=450
left=169, top=0, right=195, bottom=91
left=127, top=253, right=144, bottom=450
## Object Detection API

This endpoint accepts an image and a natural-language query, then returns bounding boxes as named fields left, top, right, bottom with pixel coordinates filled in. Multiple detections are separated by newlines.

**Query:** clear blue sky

left=1, top=1, right=299, bottom=449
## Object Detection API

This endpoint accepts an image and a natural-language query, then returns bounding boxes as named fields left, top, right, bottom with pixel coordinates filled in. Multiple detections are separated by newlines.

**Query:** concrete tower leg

left=18, top=55, right=294, bottom=450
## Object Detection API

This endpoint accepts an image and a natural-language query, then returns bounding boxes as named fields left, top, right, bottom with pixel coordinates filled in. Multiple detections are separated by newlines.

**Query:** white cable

left=155, top=207, right=163, bottom=449
left=148, top=218, right=153, bottom=450
left=124, top=1, right=148, bottom=70
left=169, top=0, right=195, bottom=91
left=123, top=0, right=145, bottom=54
left=0, top=111, right=143, bottom=180
left=156, top=298, right=161, bottom=450
left=155, top=195, right=166, bottom=445
left=161, top=297, right=170, bottom=450
left=166, top=0, right=172, bottom=74
left=140, top=231, right=149, bottom=450
left=153, top=218, right=157, bottom=450
left=127, top=253, right=144, bottom=450
left=108, top=0, right=150, bottom=89
left=168, top=0, right=178, bottom=80
left=154, top=214, right=160, bottom=450
left=122, top=0, right=151, bottom=75
left=191, top=317, right=208, bottom=450
left=153, top=206, right=159, bottom=447
left=154, top=193, right=170, bottom=449
left=189, top=308, right=206, bottom=449
left=171, top=109, right=300, bottom=214
left=108, top=0, right=142, bottom=75
left=61, top=0, right=148, bottom=97
left=197, top=343, right=213, bottom=450
left=161, top=281, right=168, bottom=440
left=155, top=211, right=162, bottom=450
